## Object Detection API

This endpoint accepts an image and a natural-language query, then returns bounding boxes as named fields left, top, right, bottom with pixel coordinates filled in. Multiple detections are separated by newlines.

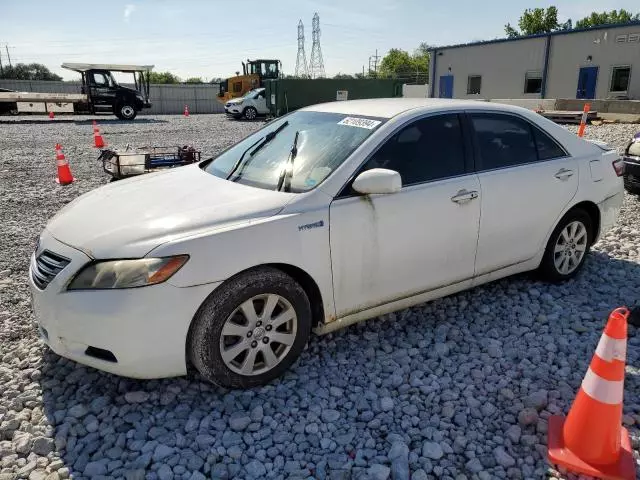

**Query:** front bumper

left=29, top=230, right=220, bottom=379
left=224, top=104, right=242, bottom=116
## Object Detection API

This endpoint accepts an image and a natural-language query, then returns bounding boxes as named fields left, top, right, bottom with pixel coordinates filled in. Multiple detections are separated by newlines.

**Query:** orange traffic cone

left=54, top=144, right=74, bottom=185
left=49, top=111, right=55, bottom=119
left=184, top=105, right=189, bottom=117
left=548, top=307, right=635, bottom=480
left=94, top=128, right=105, bottom=148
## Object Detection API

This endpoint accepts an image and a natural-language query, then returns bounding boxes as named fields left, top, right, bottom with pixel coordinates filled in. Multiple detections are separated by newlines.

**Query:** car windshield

left=203, top=111, right=385, bottom=192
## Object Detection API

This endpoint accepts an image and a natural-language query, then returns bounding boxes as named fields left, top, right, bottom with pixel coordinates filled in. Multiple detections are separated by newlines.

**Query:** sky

left=1, top=0, right=639, bottom=81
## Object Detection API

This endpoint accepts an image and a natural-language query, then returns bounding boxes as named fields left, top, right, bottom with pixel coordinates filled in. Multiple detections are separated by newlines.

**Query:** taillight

left=612, top=159, right=624, bottom=177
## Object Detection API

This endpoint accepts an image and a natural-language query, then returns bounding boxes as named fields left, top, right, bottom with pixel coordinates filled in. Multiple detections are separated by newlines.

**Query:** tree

left=575, top=9, right=639, bottom=28
left=148, top=71, right=181, bottom=84
left=184, top=77, right=204, bottom=84
left=0, top=63, right=62, bottom=81
left=379, top=44, right=430, bottom=82
left=333, top=73, right=354, bottom=79
left=505, top=6, right=568, bottom=38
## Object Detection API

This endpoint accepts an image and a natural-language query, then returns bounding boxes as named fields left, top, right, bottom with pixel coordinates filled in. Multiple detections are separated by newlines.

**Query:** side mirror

left=352, top=168, right=401, bottom=195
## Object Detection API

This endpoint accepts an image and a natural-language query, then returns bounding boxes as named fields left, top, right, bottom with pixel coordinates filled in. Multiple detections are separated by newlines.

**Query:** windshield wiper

left=277, top=130, right=300, bottom=192
left=226, top=121, right=289, bottom=180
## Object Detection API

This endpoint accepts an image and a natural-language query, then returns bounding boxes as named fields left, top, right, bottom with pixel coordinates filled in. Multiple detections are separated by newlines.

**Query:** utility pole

left=368, top=49, right=380, bottom=78
left=0, top=49, right=3, bottom=76
left=5, top=44, right=11, bottom=68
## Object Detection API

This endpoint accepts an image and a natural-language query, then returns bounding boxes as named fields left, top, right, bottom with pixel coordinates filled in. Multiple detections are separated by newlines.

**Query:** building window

left=610, top=66, right=631, bottom=92
left=524, top=72, right=542, bottom=94
left=467, top=75, right=482, bottom=95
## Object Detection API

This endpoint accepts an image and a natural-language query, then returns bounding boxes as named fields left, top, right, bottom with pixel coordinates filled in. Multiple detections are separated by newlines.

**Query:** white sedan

left=30, top=99, right=624, bottom=388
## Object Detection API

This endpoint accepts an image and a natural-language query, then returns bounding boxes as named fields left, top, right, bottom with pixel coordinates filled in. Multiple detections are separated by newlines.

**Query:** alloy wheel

left=553, top=220, right=588, bottom=275
left=219, top=294, right=297, bottom=376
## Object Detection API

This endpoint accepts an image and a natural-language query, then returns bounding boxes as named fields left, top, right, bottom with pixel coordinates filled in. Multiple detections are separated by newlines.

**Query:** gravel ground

left=0, top=114, right=639, bottom=480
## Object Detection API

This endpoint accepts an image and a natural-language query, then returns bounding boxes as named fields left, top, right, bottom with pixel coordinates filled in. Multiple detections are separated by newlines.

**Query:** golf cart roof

left=61, top=63, right=154, bottom=73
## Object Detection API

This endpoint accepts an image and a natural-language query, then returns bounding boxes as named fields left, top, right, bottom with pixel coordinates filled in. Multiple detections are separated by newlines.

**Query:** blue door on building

left=439, top=75, right=454, bottom=98
left=577, top=66, right=598, bottom=99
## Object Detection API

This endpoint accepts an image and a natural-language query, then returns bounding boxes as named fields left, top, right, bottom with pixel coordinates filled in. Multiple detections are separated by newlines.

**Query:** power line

left=309, top=13, right=325, bottom=79
left=294, top=20, right=309, bottom=78
left=368, top=49, right=380, bottom=77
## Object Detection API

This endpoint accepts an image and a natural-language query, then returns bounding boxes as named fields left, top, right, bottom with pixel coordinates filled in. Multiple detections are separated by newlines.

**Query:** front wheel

left=115, top=103, right=137, bottom=120
left=538, top=208, right=593, bottom=283
left=243, top=106, right=258, bottom=120
left=188, top=267, right=312, bottom=388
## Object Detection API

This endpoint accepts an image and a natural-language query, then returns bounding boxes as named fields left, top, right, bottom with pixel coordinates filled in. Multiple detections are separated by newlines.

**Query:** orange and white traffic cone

left=93, top=127, right=105, bottom=148
left=577, top=103, right=590, bottom=137
left=54, top=144, right=74, bottom=185
left=548, top=307, right=635, bottom=480
left=49, top=111, right=55, bottom=120
left=184, top=105, right=189, bottom=117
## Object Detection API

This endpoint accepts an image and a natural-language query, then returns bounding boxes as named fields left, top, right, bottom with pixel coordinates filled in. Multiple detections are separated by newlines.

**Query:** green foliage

left=0, top=63, right=62, bottom=81
left=148, top=71, right=181, bottom=84
left=379, top=44, right=430, bottom=80
left=505, top=6, right=564, bottom=37
left=333, top=73, right=354, bottom=79
left=184, top=77, right=204, bottom=84
left=575, top=9, right=639, bottom=28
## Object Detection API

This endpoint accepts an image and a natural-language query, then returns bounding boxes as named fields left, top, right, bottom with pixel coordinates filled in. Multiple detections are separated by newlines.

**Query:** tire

left=115, top=102, right=137, bottom=120
left=538, top=208, right=593, bottom=283
left=243, top=106, right=258, bottom=120
left=188, top=267, right=312, bottom=388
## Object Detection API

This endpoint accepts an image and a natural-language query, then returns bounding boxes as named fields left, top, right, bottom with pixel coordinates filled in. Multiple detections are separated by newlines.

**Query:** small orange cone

left=548, top=307, right=635, bottom=480
left=94, top=128, right=105, bottom=148
left=184, top=105, right=189, bottom=117
left=54, top=144, right=74, bottom=185
left=49, top=111, right=55, bottom=119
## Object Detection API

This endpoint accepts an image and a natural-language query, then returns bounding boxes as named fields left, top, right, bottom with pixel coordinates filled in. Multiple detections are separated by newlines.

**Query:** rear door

left=468, top=112, right=578, bottom=276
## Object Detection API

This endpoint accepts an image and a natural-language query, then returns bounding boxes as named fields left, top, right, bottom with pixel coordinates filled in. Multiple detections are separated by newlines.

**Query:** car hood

left=46, top=165, right=292, bottom=259
left=226, top=99, right=243, bottom=105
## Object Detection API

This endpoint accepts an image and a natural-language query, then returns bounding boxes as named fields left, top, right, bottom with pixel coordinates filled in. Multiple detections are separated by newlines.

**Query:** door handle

left=555, top=168, right=574, bottom=180
left=451, top=189, right=479, bottom=204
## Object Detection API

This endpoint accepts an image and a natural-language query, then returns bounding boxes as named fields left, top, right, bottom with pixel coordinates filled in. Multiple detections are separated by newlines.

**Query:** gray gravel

left=1, top=115, right=639, bottom=480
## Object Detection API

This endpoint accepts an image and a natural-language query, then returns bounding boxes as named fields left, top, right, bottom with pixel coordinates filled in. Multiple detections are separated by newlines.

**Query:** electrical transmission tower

left=309, top=12, right=325, bottom=78
left=294, top=20, right=309, bottom=78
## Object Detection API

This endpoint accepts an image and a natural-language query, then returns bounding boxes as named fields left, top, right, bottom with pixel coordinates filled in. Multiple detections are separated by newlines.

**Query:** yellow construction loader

left=217, top=59, right=281, bottom=103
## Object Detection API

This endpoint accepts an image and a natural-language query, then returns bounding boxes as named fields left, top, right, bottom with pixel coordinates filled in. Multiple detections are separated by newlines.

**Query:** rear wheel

left=538, top=208, right=593, bottom=282
left=243, top=106, right=258, bottom=120
left=188, top=267, right=312, bottom=388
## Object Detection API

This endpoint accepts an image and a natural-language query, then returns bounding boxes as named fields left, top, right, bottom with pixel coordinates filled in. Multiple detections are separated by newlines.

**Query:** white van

left=224, top=88, right=270, bottom=120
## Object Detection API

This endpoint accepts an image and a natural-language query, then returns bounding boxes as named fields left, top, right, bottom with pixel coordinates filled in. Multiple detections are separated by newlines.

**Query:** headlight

left=68, top=255, right=189, bottom=290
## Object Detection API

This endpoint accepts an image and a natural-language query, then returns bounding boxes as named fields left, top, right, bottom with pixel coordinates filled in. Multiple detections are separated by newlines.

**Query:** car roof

left=302, top=98, right=530, bottom=119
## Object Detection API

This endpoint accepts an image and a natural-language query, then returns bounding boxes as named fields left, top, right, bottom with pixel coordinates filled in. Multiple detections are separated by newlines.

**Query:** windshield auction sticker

left=338, top=117, right=382, bottom=129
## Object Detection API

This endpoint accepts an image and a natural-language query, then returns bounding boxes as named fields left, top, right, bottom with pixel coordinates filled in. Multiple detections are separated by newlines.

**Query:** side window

left=533, top=126, right=567, bottom=160
left=362, top=114, right=466, bottom=186
left=470, top=113, right=537, bottom=170
left=91, top=73, right=107, bottom=86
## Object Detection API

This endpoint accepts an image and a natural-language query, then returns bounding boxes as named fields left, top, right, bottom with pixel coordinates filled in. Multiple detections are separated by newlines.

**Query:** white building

left=429, top=22, right=640, bottom=100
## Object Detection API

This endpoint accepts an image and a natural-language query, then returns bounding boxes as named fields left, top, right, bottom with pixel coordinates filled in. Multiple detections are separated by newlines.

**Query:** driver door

left=329, top=113, right=481, bottom=318
left=88, top=71, right=116, bottom=107
left=255, top=90, right=269, bottom=114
